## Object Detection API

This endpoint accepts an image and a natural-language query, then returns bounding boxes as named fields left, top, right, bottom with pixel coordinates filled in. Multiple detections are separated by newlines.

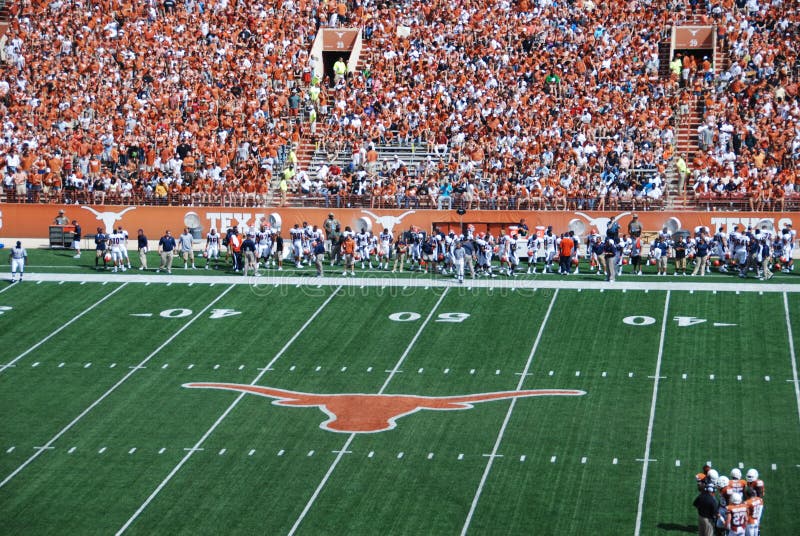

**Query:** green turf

left=0, top=282, right=796, bottom=535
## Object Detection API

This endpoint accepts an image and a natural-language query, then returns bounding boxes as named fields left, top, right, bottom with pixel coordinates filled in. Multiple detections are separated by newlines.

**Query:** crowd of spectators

left=0, top=0, right=796, bottom=211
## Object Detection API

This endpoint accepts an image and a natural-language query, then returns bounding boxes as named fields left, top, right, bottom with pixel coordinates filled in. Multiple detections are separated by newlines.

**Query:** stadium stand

left=0, top=0, right=796, bottom=211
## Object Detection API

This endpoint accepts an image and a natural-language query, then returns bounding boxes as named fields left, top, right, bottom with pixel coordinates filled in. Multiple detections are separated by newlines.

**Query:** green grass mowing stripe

left=0, top=283, right=127, bottom=372
left=460, top=289, right=561, bottom=536
left=0, top=284, right=235, bottom=491
left=114, top=286, right=343, bottom=535
left=784, top=292, right=800, bottom=426
left=285, top=287, right=451, bottom=536
left=635, top=291, right=670, bottom=536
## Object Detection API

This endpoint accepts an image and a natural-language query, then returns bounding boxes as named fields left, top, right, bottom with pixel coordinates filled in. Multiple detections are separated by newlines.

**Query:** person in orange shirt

left=558, top=232, right=574, bottom=275
left=341, top=229, right=356, bottom=277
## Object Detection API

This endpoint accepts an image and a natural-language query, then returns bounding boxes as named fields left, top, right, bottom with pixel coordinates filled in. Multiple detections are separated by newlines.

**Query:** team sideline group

left=694, top=465, right=765, bottom=536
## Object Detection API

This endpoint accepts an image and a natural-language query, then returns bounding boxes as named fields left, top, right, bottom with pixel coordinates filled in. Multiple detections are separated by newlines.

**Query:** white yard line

left=0, top=283, right=129, bottom=374
left=287, top=287, right=451, bottom=536
left=19, top=271, right=800, bottom=293
left=634, top=290, right=671, bottom=536
left=460, top=290, right=559, bottom=536
left=0, top=284, right=235, bottom=490
left=784, top=293, right=800, bottom=427
left=116, top=285, right=344, bottom=536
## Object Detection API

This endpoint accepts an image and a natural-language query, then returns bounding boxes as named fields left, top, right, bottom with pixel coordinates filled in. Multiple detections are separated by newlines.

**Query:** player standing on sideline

left=713, top=225, right=730, bottom=272
left=94, top=227, right=108, bottom=270
left=378, top=228, right=392, bottom=270
left=117, top=226, right=132, bottom=270
left=745, top=468, right=765, bottom=498
left=256, top=224, right=273, bottom=270
left=108, top=227, right=125, bottom=272
left=157, top=230, right=176, bottom=274
left=179, top=228, right=196, bottom=269
left=543, top=226, right=556, bottom=273
left=137, top=229, right=149, bottom=270
left=725, top=493, right=748, bottom=535
left=205, top=228, right=220, bottom=269
left=781, top=223, right=796, bottom=273
left=290, top=224, right=304, bottom=269
left=8, top=241, right=27, bottom=282
left=71, top=219, right=82, bottom=258
left=730, top=226, right=750, bottom=278
left=744, top=487, right=763, bottom=536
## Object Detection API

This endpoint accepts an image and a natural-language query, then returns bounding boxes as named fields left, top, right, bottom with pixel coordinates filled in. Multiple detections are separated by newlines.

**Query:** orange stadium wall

left=0, top=204, right=796, bottom=240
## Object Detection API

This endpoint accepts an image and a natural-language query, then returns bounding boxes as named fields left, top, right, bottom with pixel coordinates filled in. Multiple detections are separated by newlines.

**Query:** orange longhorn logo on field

left=183, top=383, right=586, bottom=433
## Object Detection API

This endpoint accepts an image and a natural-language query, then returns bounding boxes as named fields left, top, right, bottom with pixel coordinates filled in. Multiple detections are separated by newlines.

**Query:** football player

left=724, top=493, right=748, bottom=535
left=730, top=226, right=750, bottom=278
left=728, top=468, right=747, bottom=496
left=713, top=225, right=729, bottom=272
left=205, top=227, right=221, bottom=269
left=356, top=227, right=372, bottom=270
left=256, top=224, right=273, bottom=269
left=745, top=468, right=764, bottom=498
left=117, top=226, right=132, bottom=270
left=781, top=223, right=796, bottom=272
left=290, top=223, right=304, bottom=269
left=378, top=228, right=392, bottom=270
left=744, top=487, right=763, bottom=536
left=543, top=226, right=557, bottom=273
left=108, top=227, right=126, bottom=272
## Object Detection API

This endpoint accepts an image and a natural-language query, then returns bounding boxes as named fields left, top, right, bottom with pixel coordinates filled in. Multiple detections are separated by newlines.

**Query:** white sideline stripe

left=784, top=293, right=800, bottom=429
left=288, top=288, right=450, bottom=536
left=0, top=283, right=128, bottom=374
left=18, top=271, right=800, bottom=293
left=634, top=291, right=671, bottom=536
left=116, top=286, right=343, bottom=535
left=0, top=284, right=235, bottom=490
left=461, top=290, right=560, bottom=536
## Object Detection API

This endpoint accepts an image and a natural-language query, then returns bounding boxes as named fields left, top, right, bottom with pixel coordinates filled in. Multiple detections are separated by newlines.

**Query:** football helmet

left=745, top=469, right=758, bottom=483
left=716, top=476, right=729, bottom=489
left=731, top=468, right=742, bottom=480
left=707, top=469, right=719, bottom=484
left=730, top=493, right=743, bottom=505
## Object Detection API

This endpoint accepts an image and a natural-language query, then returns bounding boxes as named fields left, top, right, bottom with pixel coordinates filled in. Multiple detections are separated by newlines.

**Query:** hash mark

left=689, top=290, right=694, bottom=294
left=418, top=368, right=424, bottom=373
left=397, top=452, right=404, bottom=459
left=6, top=446, right=14, bottom=453
left=549, top=370, right=554, bottom=376
left=367, top=451, right=374, bottom=458
left=213, top=364, right=220, bottom=370
left=58, top=363, right=65, bottom=368
left=495, top=369, right=500, bottom=375
left=520, top=455, right=526, bottom=462
left=128, top=448, right=136, bottom=454
left=682, top=374, right=687, bottom=379
left=366, top=367, right=373, bottom=372
left=737, top=375, right=742, bottom=381
left=581, top=457, right=587, bottom=464
left=550, top=456, right=557, bottom=463
left=84, top=362, right=92, bottom=368
left=161, top=364, right=168, bottom=369
left=248, top=449, right=256, bottom=456
left=219, top=449, right=226, bottom=455
left=68, top=447, right=76, bottom=454
left=340, top=366, right=347, bottom=372
left=277, top=449, right=285, bottom=456
left=458, top=453, right=464, bottom=460
left=602, top=371, right=607, bottom=377
left=307, top=450, right=314, bottom=457
left=470, top=369, right=475, bottom=375
left=238, top=365, right=245, bottom=370
left=98, top=447, right=107, bottom=454
left=187, top=364, right=194, bottom=369
left=428, top=453, right=434, bottom=460
left=289, top=365, right=296, bottom=371
left=675, top=460, right=681, bottom=467
left=315, top=366, right=321, bottom=372
left=765, top=376, right=771, bottom=381
left=738, top=462, right=744, bottom=469
left=110, top=363, right=116, bottom=368
left=158, top=448, right=165, bottom=454
left=771, top=463, right=777, bottom=470
left=32, top=362, right=39, bottom=367
left=613, top=458, right=618, bottom=465
left=628, top=372, right=634, bottom=378
left=444, top=368, right=450, bottom=374
left=575, top=371, right=580, bottom=377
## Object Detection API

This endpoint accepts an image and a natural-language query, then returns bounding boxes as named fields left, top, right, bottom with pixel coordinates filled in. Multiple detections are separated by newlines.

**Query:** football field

left=0, top=273, right=798, bottom=535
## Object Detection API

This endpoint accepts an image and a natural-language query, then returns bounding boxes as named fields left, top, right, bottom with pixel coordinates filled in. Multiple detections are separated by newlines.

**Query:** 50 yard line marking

left=0, top=283, right=128, bottom=374
left=0, top=284, right=235, bottom=490
left=116, top=286, right=345, bottom=536
left=461, top=289, right=559, bottom=536
left=784, top=293, right=800, bottom=427
left=287, top=287, right=451, bottom=536
left=634, top=290, right=671, bottom=536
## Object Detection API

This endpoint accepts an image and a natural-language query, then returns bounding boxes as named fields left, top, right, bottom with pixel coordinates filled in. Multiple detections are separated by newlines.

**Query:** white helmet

left=730, top=492, right=743, bottom=505
left=746, top=468, right=759, bottom=483
left=707, top=469, right=719, bottom=484
left=731, top=468, right=742, bottom=480
left=716, top=476, right=730, bottom=489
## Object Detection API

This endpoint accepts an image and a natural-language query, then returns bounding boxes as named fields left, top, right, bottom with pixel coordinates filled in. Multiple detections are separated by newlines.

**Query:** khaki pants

left=761, top=257, right=772, bottom=279
left=243, top=251, right=256, bottom=276
left=692, top=255, right=707, bottom=276
left=139, top=247, right=148, bottom=269
left=159, top=251, right=174, bottom=271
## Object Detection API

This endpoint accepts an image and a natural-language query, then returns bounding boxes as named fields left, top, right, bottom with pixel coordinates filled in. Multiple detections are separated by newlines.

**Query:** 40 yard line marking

left=634, top=290, right=671, bottom=536
left=0, top=284, right=236, bottom=490
left=0, top=283, right=129, bottom=374
left=461, top=290, right=560, bottom=536
left=287, top=288, right=451, bottom=536
left=116, top=286, right=344, bottom=536
left=784, top=293, right=800, bottom=428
